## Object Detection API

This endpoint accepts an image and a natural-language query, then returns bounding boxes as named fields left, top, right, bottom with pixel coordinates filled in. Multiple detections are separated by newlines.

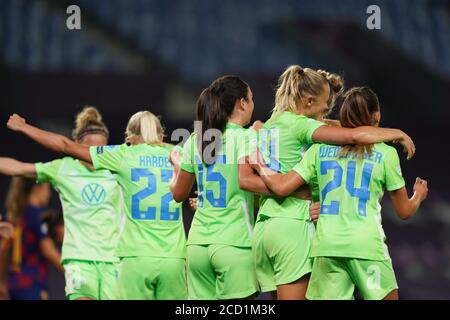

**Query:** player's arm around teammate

left=282, top=69, right=415, bottom=159
left=170, top=76, right=265, bottom=300
left=307, top=176, right=428, bottom=225
left=254, top=86, right=428, bottom=300
left=250, top=148, right=428, bottom=214
left=251, top=66, right=416, bottom=301
left=170, top=123, right=270, bottom=202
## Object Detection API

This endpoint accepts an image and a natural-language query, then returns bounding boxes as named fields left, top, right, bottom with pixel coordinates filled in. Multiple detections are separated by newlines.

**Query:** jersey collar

left=226, top=121, right=243, bottom=129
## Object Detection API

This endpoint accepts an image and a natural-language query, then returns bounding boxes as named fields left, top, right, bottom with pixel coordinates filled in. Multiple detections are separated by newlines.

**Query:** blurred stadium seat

left=1, top=0, right=449, bottom=80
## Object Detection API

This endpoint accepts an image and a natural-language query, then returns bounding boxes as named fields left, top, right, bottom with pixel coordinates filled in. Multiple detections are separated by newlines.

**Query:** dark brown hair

left=339, top=87, right=380, bottom=157
left=195, top=75, right=249, bottom=164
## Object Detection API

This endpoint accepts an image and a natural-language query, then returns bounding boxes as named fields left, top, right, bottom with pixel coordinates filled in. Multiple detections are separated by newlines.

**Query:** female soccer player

left=252, top=65, right=416, bottom=300
left=185, top=70, right=343, bottom=221
left=0, top=107, right=122, bottom=300
left=250, top=87, right=428, bottom=300
left=7, top=110, right=187, bottom=300
left=0, top=177, right=62, bottom=300
left=169, top=75, right=270, bottom=300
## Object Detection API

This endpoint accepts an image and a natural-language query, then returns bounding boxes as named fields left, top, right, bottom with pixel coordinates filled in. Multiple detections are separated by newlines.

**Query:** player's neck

left=227, top=115, right=246, bottom=127
left=28, top=195, right=43, bottom=208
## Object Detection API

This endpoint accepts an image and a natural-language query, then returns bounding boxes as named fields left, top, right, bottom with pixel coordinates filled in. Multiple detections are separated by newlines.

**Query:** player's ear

left=372, top=111, right=381, bottom=126
left=240, top=97, right=247, bottom=110
left=305, top=95, right=314, bottom=107
left=235, top=97, right=246, bottom=112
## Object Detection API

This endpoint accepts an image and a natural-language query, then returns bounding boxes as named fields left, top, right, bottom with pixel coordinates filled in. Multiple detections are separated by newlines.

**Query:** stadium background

left=0, top=0, right=449, bottom=299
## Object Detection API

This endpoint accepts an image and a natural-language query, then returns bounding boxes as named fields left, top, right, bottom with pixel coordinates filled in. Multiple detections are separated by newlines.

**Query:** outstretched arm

left=7, top=114, right=91, bottom=163
left=250, top=151, right=306, bottom=197
left=388, top=177, right=428, bottom=220
left=0, top=157, right=36, bottom=179
left=312, top=126, right=415, bottom=160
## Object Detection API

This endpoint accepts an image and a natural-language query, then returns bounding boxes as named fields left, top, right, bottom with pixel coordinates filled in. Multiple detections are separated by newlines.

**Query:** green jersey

left=293, top=143, right=406, bottom=261
left=90, top=143, right=186, bottom=258
left=35, top=157, right=122, bottom=263
left=258, top=112, right=325, bottom=220
left=180, top=122, right=257, bottom=247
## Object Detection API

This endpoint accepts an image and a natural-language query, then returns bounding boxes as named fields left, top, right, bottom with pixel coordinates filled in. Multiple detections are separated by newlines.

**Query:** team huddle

left=0, top=65, right=428, bottom=300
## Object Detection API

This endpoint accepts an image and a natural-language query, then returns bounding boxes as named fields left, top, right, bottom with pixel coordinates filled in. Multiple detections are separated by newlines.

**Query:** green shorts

left=306, top=257, right=398, bottom=300
left=187, top=244, right=258, bottom=300
left=253, top=217, right=314, bottom=292
left=63, top=259, right=119, bottom=300
left=117, top=256, right=187, bottom=300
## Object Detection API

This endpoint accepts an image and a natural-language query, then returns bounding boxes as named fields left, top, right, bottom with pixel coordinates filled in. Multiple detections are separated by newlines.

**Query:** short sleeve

left=90, top=144, right=125, bottom=172
left=180, top=135, right=195, bottom=173
left=292, top=116, right=325, bottom=144
left=38, top=220, right=49, bottom=241
left=292, top=144, right=318, bottom=183
left=35, top=159, right=63, bottom=184
left=384, top=147, right=405, bottom=191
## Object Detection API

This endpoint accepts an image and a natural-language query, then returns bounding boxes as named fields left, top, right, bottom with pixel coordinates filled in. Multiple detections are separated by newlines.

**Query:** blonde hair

left=273, top=65, right=329, bottom=117
left=317, top=69, right=345, bottom=113
left=5, top=177, right=35, bottom=223
left=125, top=111, right=165, bottom=145
left=72, top=106, right=109, bottom=142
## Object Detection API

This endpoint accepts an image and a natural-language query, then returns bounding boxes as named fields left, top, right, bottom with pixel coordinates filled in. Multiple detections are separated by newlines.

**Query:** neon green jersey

left=258, top=112, right=325, bottom=220
left=180, top=122, right=257, bottom=247
left=293, top=143, right=406, bottom=261
left=90, top=143, right=186, bottom=258
left=35, top=157, right=122, bottom=263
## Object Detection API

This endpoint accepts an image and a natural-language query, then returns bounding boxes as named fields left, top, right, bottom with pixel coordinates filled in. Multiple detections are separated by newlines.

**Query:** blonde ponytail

left=317, top=69, right=345, bottom=112
left=273, top=65, right=328, bottom=117
left=72, top=106, right=109, bottom=142
left=125, top=111, right=164, bottom=145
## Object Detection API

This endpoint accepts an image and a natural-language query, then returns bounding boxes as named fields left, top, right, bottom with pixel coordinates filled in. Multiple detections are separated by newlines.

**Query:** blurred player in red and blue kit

left=0, top=177, right=63, bottom=300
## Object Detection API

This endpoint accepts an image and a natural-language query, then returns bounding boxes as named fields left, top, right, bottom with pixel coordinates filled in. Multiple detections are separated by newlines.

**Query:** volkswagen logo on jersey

left=81, top=183, right=106, bottom=205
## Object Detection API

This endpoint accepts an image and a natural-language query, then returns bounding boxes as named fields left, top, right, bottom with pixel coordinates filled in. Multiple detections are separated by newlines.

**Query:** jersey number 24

left=320, top=160, right=374, bottom=216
